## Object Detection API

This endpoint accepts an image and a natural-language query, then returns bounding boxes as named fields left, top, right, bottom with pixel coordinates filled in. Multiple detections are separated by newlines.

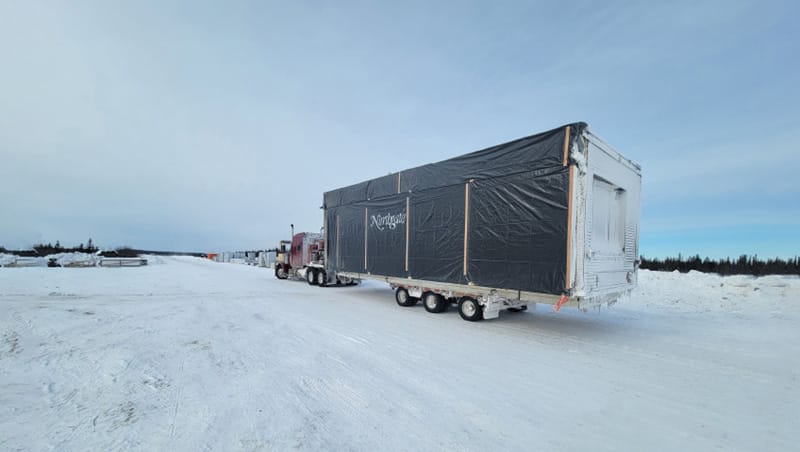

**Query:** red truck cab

left=275, top=232, right=324, bottom=280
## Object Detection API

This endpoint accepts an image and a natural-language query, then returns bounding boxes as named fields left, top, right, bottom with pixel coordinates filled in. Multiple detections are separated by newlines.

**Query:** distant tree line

left=29, top=239, right=98, bottom=256
left=0, top=239, right=101, bottom=256
left=2, top=240, right=205, bottom=258
left=640, top=254, right=800, bottom=276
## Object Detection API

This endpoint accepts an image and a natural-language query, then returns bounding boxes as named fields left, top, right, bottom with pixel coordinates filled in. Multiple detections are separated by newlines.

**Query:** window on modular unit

left=592, top=177, right=626, bottom=255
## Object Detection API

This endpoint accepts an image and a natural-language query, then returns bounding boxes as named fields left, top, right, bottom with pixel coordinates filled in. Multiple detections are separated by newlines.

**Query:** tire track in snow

left=169, top=357, right=185, bottom=439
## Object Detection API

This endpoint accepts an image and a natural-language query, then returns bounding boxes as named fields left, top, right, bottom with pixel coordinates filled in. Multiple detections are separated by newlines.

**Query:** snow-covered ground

left=1, top=257, right=798, bottom=451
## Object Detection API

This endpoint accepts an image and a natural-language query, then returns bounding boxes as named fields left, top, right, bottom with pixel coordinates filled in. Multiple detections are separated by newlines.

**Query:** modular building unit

left=323, top=123, right=640, bottom=319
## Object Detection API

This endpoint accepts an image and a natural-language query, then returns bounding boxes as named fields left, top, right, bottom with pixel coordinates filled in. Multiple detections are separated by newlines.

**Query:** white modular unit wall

left=570, top=129, right=642, bottom=305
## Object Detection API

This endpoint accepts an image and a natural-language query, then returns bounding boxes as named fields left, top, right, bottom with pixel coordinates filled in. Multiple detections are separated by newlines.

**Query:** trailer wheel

left=395, top=288, right=418, bottom=307
left=508, top=305, right=528, bottom=312
left=306, top=268, right=318, bottom=285
left=458, top=297, right=483, bottom=321
left=316, top=270, right=326, bottom=286
left=275, top=265, right=288, bottom=280
left=422, top=292, right=446, bottom=313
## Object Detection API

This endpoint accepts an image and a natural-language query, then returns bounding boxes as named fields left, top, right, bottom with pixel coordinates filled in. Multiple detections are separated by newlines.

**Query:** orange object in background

left=207, top=253, right=218, bottom=260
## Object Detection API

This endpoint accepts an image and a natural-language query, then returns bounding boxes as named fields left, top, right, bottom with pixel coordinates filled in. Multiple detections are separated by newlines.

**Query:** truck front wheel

left=275, top=265, right=288, bottom=280
left=395, top=288, right=418, bottom=307
left=458, top=297, right=484, bottom=321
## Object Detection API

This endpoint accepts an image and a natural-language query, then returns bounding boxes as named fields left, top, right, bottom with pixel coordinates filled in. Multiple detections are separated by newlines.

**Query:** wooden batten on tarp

left=336, top=215, right=341, bottom=267
left=463, top=181, right=471, bottom=276
left=405, top=197, right=410, bottom=272
left=364, top=208, right=368, bottom=269
left=564, top=125, right=574, bottom=291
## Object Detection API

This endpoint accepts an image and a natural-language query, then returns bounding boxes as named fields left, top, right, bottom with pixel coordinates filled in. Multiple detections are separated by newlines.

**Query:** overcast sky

left=1, top=0, right=798, bottom=258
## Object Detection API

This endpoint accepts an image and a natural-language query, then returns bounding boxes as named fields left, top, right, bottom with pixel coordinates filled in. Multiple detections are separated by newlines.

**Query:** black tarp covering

left=328, top=204, right=365, bottom=273
left=409, top=184, right=466, bottom=284
left=467, top=166, right=569, bottom=292
left=324, top=123, right=586, bottom=295
left=366, top=196, right=407, bottom=277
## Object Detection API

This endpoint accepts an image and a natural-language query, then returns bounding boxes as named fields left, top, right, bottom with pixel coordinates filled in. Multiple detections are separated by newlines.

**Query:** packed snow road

left=1, top=257, right=798, bottom=451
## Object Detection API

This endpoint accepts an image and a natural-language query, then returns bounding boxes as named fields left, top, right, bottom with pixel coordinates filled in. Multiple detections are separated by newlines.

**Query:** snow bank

left=0, top=252, right=98, bottom=267
left=0, top=253, right=16, bottom=266
left=628, top=269, right=800, bottom=317
left=51, top=252, right=99, bottom=267
left=140, top=255, right=165, bottom=265
left=0, top=254, right=46, bottom=267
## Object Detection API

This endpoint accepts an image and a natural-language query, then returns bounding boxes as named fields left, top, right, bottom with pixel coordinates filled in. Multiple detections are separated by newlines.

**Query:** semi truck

left=274, top=122, right=641, bottom=321
left=272, top=226, right=357, bottom=285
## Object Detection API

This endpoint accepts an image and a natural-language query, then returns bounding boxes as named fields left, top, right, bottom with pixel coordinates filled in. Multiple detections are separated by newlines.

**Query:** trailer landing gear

left=395, top=288, right=418, bottom=307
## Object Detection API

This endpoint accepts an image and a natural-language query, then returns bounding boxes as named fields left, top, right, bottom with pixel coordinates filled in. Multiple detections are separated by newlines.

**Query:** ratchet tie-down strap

left=553, top=294, right=569, bottom=312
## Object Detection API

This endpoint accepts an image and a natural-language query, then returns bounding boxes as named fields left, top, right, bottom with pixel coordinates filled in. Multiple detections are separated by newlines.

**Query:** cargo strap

left=553, top=294, right=569, bottom=312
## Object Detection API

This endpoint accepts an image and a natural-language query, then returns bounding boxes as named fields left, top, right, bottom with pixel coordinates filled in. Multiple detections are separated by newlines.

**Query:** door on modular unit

left=591, top=176, right=627, bottom=257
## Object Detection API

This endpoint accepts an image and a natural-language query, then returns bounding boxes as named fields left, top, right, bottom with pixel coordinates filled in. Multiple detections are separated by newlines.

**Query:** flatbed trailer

left=335, top=271, right=580, bottom=319
left=321, top=122, right=640, bottom=321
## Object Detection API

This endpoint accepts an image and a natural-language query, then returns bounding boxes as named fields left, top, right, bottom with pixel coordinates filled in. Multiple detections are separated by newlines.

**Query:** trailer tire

left=508, top=305, right=528, bottom=312
left=395, top=288, right=418, bottom=307
left=316, top=270, right=326, bottom=286
left=275, top=265, right=288, bottom=280
left=422, top=292, right=446, bottom=313
left=458, top=297, right=483, bottom=321
left=306, top=269, right=318, bottom=285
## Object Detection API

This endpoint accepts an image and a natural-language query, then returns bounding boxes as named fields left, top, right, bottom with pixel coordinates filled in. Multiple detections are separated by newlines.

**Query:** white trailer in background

left=257, top=251, right=276, bottom=268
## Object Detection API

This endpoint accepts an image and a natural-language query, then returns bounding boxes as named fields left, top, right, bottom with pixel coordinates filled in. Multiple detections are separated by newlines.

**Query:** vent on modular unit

left=624, top=224, right=637, bottom=263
